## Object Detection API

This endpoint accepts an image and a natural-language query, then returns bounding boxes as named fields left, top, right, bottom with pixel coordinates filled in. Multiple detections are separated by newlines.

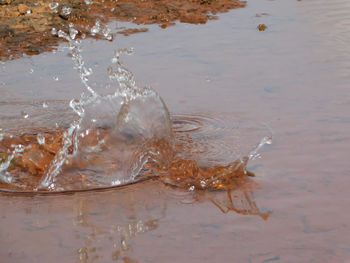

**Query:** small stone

left=17, top=4, right=29, bottom=15
left=257, top=24, right=267, bottom=31
left=0, top=0, right=11, bottom=5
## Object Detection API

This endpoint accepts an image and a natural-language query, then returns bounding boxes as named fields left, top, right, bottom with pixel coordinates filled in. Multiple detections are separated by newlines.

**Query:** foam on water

left=0, top=23, right=271, bottom=192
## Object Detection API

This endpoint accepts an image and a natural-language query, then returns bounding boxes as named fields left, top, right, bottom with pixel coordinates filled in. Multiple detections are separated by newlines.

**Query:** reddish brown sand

left=0, top=126, right=255, bottom=192
left=0, top=0, right=245, bottom=60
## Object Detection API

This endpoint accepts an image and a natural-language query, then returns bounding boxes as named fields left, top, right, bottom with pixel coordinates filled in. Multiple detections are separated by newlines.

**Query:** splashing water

left=0, top=24, right=271, bottom=192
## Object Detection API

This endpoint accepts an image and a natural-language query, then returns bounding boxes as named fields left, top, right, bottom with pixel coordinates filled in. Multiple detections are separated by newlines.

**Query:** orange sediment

left=0, top=0, right=246, bottom=61
left=0, top=127, right=253, bottom=192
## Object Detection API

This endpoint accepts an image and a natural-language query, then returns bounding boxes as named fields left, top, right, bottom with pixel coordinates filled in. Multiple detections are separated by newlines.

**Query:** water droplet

left=70, top=99, right=84, bottom=116
left=110, top=7, right=115, bottom=11
left=84, top=0, right=92, bottom=5
left=61, top=6, right=71, bottom=15
left=82, top=67, right=92, bottom=77
left=69, top=27, right=78, bottom=40
left=29, top=68, right=34, bottom=74
left=42, top=102, right=48, bottom=108
left=53, top=76, right=59, bottom=81
left=102, top=26, right=112, bottom=40
left=264, top=136, right=273, bottom=145
left=37, top=134, right=45, bottom=145
left=49, top=2, right=59, bottom=9
left=26, top=9, right=32, bottom=14
left=189, top=185, right=195, bottom=191
left=121, top=239, right=128, bottom=250
left=58, top=30, right=68, bottom=39
left=248, top=136, right=273, bottom=160
left=90, top=20, right=100, bottom=35
left=21, top=111, right=29, bottom=119
left=51, top=27, right=57, bottom=35
left=112, top=180, right=121, bottom=186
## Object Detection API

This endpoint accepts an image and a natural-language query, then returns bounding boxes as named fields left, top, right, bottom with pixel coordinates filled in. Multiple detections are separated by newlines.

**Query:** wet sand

left=1, top=0, right=350, bottom=262
left=0, top=0, right=245, bottom=60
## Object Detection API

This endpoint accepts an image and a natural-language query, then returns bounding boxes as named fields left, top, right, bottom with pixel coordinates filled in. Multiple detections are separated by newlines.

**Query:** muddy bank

left=0, top=0, right=246, bottom=61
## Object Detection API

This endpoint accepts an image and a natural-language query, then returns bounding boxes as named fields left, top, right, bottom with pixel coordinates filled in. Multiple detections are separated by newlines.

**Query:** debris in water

left=258, top=24, right=267, bottom=31
left=117, top=28, right=149, bottom=36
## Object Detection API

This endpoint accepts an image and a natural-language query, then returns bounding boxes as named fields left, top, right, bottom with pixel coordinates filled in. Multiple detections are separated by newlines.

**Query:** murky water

left=1, top=0, right=350, bottom=262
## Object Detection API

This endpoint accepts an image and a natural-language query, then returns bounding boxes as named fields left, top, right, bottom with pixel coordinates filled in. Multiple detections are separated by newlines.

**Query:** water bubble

left=21, top=111, right=29, bottom=119
left=37, top=134, right=46, bottom=145
left=51, top=28, right=57, bottom=35
left=49, top=2, right=59, bottom=9
left=42, top=102, right=48, bottom=108
left=61, top=6, right=71, bottom=15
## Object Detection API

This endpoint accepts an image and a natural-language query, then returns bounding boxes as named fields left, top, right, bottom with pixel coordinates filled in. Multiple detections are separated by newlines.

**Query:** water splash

left=35, top=24, right=173, bottom=191
left=37, top=134, right=45, bottom=145
left=0, top=144, right=26, bottom=184
left=0, top=23, right=271, bottom=192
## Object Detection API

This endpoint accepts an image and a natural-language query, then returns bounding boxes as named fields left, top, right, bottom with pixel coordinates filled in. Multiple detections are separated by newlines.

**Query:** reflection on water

left=193, top=182, right=270, bottom=220
left=0, top=180, right=268, bottom=262
left=72, top=192, right=164, bottom=263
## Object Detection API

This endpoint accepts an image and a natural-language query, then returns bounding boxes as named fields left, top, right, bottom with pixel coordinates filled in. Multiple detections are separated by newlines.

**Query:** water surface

left=1, top=0, right=350, bottom=262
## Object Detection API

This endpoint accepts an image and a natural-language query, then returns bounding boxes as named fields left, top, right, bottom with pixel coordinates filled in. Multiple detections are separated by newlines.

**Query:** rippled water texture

left=1, top=0, right=350, bottom=261
left=0, top=27, right=270, bottom=192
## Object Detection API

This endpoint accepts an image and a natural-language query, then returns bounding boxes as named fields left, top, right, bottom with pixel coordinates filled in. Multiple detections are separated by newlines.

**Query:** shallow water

left=1, top=0, right=350, bottom=261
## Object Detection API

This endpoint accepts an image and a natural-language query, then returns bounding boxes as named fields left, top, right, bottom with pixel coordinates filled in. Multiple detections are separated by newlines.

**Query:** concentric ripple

left=0, top=113, right=271, bottom=193
left=171, top=113, right=271, bottom=166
